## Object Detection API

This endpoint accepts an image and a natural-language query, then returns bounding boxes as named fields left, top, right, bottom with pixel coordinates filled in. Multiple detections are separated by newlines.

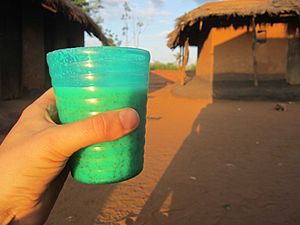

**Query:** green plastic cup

left=47, top=46, right=150, bottom=184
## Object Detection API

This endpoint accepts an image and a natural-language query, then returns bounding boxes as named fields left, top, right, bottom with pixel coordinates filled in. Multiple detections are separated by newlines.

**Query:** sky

left=85, top=0, right=215, bottom=64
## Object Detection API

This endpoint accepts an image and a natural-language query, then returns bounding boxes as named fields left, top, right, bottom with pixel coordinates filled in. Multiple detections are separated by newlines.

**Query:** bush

left=150, top=61, right=196, bottom=71
left=150, top=61, right=177, bottom=70
left=187, top=63, right=196, bottom=71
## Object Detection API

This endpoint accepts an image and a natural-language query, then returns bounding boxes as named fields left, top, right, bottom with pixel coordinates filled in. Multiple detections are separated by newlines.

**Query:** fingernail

left=119, top=108, right=140, bottom=131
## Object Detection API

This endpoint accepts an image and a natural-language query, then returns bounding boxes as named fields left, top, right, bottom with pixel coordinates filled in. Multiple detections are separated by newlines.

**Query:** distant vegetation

left=150, top=61, right=177, bottom=70
left=188, top=64, right=196, bottom=71
left=150, top=61, right=196, bottom=71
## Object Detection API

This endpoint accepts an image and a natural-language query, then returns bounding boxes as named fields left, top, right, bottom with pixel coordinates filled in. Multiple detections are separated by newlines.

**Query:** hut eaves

left=167, top=0, right=300, bottom=49
left=40, top=0, right=113, bottom=46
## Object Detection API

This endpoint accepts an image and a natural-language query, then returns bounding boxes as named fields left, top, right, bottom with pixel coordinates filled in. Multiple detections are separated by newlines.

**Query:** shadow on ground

left=134, top=101, right=300, bottom=225
left=172, top=73, right=300, bottom=101
left=148, top=71, right=174, bottom=93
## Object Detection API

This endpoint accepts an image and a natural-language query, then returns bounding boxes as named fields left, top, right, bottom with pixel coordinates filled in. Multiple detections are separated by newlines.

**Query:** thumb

left=46, top=108, right=140, bottom=158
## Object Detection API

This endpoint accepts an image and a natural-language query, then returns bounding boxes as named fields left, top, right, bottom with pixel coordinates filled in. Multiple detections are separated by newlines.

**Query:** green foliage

left=73, top=0, right=89, bottom=9
left=187, top=63, right=196, bottom=71
left=104, top=29, right=122, bottom=46
left=74, top=0, right=119, bottom=44
left=150, top=61, right=196, bottom=71
left=173, top=52, right=181, bottom=64
left=73, top=0, right=104, bottom=24
left=74, top=0, right=145, bottom=47
left=121, top=1, right=131, bottom=46
left=73, top=0, right=103, bottom=15
left=136, top=20, right=144, bottom=47
left=123, top=1, right=132, bottom=14
left=150, top=61, right=177, bottom=70
left=120, top=1, right=145, bottom=47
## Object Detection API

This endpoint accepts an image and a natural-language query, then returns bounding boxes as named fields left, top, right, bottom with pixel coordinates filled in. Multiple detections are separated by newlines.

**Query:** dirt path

left=1, top=71, right=300, bottom=225
left=46, top=73, right=300, bottom=225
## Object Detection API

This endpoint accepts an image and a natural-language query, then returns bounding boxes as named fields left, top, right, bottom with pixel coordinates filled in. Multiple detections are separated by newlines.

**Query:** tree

left=136, top=20, right=144, bottom=47
left=174, top=52, right=182, bottom=70
left=104, top=29, right=122, bottom=46
left=73, top=0, right=89, bottom=9
left=121, top=1, right=131, bottom=46
left=73, top=0, right=102, bottom=14
left=121, top=1, right=145, bottom=47
left=74, top=0, right=121, bottom=45
left=73, top=0, right=104, bottom=24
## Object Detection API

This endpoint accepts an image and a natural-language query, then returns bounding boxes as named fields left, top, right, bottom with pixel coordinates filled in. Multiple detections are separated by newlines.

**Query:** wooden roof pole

left=177, top=46, right=183, bottom=84
left=286, top=17, right=300, bottom=84
left=179, top=38, right=189, bottom=86
left=251, top=16, right=259, bottom=87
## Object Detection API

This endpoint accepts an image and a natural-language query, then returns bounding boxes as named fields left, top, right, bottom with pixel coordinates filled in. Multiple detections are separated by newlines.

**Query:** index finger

left=34, top=88, right=56, bottom=106
left=22, top=88, right=58, bottom=123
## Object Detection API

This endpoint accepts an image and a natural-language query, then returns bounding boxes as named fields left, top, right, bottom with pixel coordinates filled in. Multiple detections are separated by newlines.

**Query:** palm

left=0, top=92, right=69, bottom=224
left=0, top=88, right=139, bottom=224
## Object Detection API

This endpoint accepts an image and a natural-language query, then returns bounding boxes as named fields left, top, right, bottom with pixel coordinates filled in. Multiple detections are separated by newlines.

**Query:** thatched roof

left=40, top=0, right=113, bottom=46
left=168, top=0, right=300, bottom=49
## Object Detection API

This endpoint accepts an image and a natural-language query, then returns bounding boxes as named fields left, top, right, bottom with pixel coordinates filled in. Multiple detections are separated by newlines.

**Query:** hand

left=0, top=88, right=140, bottom=225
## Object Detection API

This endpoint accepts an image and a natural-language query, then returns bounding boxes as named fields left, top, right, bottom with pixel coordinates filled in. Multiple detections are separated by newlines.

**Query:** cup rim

left=47, top=46, right=150, bottom=58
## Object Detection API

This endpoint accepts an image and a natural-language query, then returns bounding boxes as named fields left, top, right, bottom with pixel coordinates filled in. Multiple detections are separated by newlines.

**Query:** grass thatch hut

left=167, top=0, right=300, bottom=86
left=0, top=0, right=112, bottom=100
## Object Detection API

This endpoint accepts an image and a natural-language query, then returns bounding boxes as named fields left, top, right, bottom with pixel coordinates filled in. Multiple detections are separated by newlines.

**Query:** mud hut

left=0, top=0, right=112, bottom=100
left=167, top=0, right=300, bottom=86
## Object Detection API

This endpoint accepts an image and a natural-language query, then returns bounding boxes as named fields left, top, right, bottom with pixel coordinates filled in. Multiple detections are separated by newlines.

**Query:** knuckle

left=90, top=114, right=112, bottom=141
left=38, top=127, right=68, bottom=159
left=19, top=104, right=35, bottom=121
left=20, top=106, right=31, bottom=119
left=14, top=107, right=33, bottom=127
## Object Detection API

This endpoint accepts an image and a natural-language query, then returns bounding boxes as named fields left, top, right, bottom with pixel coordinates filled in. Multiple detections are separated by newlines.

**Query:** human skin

left=0, top=88, right=140, bottom=225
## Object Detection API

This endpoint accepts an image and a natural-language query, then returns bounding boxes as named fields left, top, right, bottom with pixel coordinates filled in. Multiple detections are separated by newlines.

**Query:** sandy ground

left=1, top=71, right=300, bottom=224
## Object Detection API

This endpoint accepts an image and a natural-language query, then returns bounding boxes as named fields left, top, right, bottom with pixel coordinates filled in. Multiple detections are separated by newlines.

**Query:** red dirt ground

left=1, top=70, right=300, bottom=225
